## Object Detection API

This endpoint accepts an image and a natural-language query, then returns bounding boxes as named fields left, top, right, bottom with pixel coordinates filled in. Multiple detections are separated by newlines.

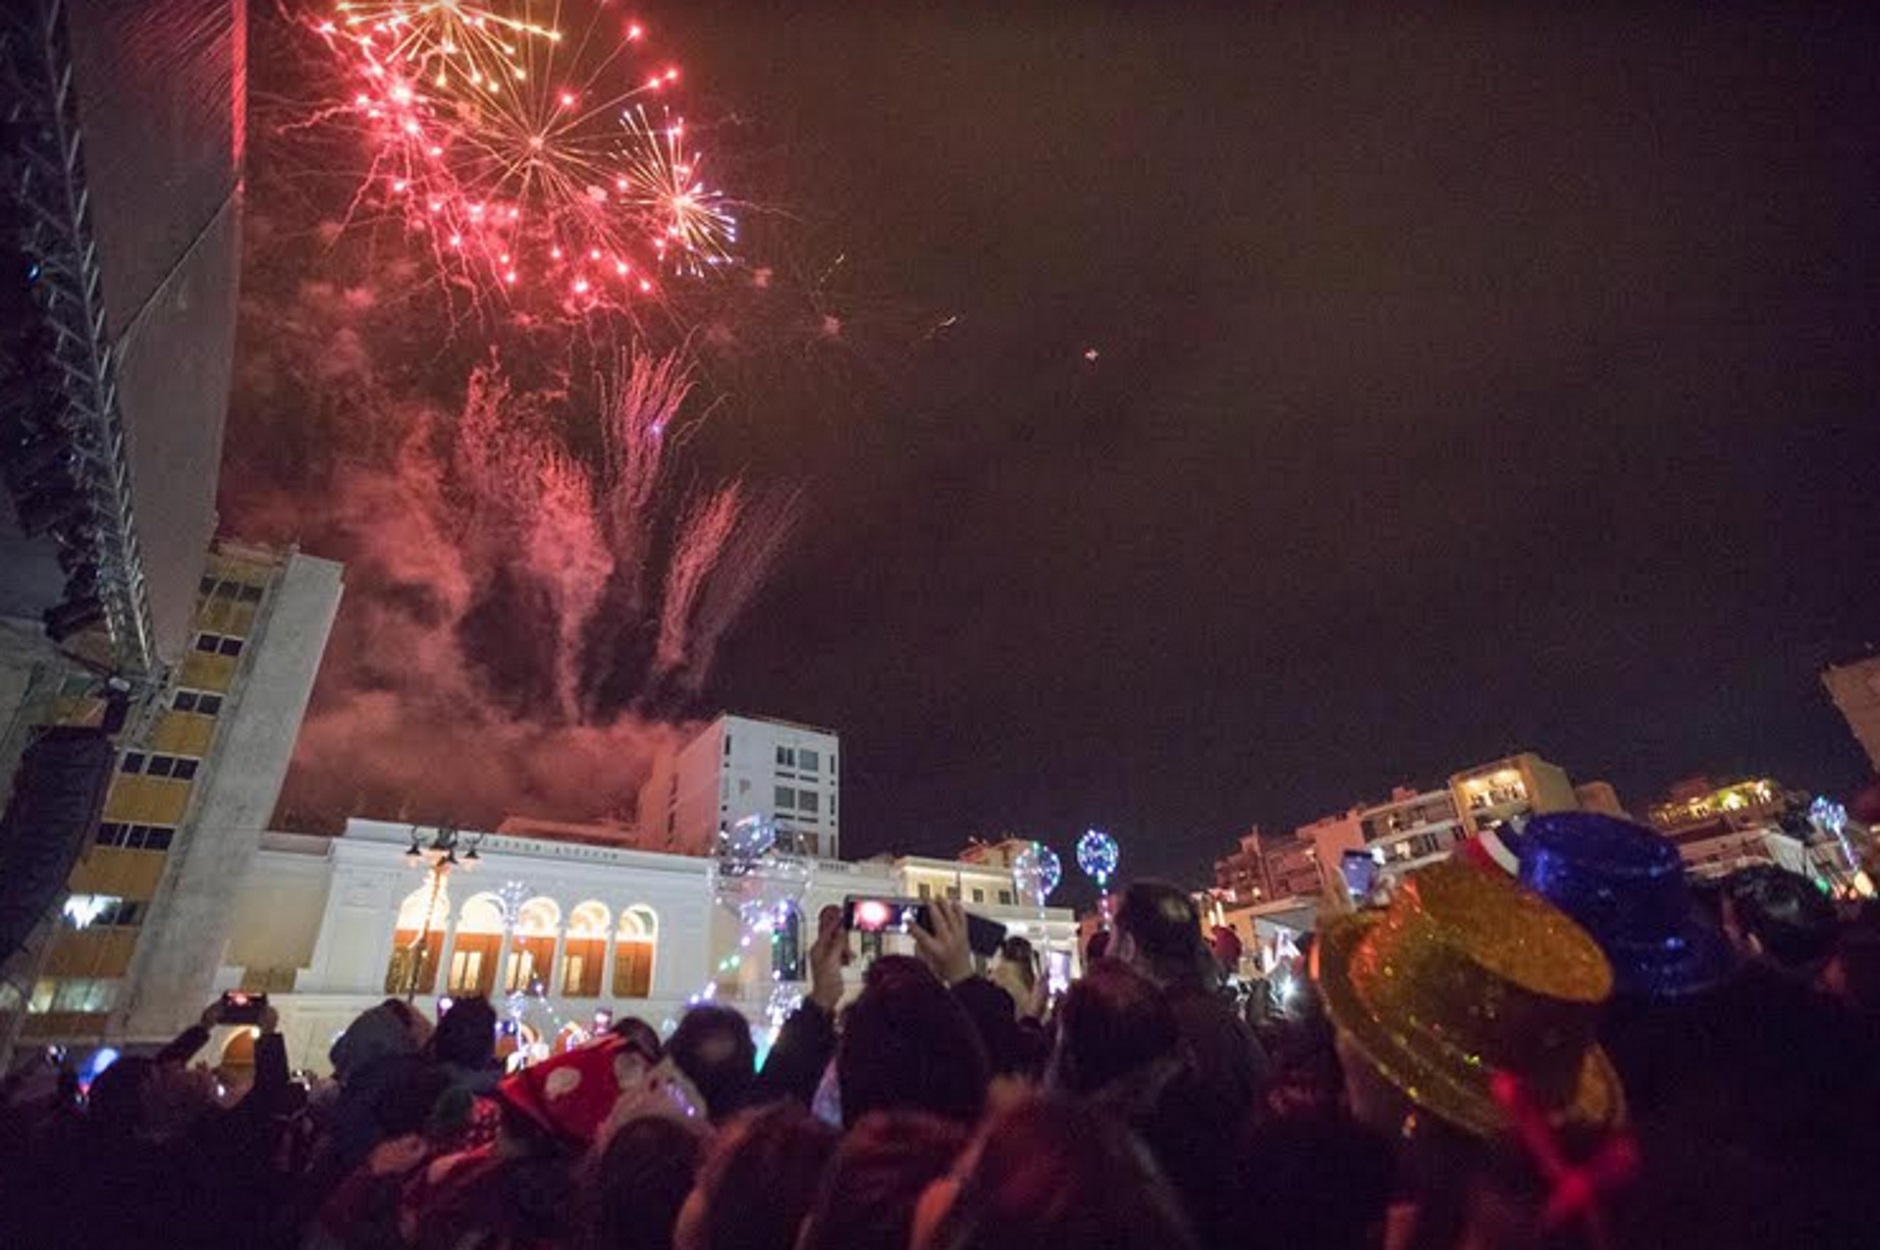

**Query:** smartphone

left=219, top=990, right=268, bottom=1025
left=843, top=896, right=922, bottom=933
left=949, top=909, right=1010, bottom=958
left=843, top=896, right=1010, bottom=957
left=1340, top=850, right=1380, bottom=903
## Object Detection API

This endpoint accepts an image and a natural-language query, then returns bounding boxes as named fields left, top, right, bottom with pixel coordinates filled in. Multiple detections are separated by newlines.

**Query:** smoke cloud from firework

left=223, top=273, right=799, bottom=831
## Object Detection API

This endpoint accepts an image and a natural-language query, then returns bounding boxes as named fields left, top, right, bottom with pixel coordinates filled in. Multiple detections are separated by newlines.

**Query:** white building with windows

left=215, top=817, right=1079, bottom=1073
left=637, top=713, right=842, bottom=860
left=1358, top=787, right=1465, bottom=879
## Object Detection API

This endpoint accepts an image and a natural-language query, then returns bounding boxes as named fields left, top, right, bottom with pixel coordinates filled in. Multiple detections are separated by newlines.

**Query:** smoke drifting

left=221, top=269, right=798, bottom=832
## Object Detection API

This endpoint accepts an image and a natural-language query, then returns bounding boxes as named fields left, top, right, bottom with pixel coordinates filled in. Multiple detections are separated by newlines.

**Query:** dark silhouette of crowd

left=4, top=811, right=1879, bottom=1250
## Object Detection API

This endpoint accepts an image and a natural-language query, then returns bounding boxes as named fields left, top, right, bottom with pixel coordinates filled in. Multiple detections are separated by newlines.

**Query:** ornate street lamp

left=402, top=825, right=482, bottom=1001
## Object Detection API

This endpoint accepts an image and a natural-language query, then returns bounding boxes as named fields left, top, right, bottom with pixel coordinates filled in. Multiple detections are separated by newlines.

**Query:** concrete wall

left=1823, top=657, right=1880, bottom=773
left=222, top=836, right=332, bottom=984
left=1525, top=756, right=1580, bottom=816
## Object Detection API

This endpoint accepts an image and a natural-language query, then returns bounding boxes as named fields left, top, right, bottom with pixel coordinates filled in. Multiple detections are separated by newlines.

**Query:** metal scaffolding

left=1, top=0, right=157, bottom=681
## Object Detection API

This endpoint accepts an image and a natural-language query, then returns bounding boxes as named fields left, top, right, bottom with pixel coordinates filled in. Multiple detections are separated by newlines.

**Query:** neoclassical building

left=218, top=818, right=1080, bottom=1072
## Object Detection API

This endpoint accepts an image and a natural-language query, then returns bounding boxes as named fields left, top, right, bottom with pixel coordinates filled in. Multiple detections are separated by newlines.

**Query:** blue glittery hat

left=1516, top=812, right=1736, bottom=999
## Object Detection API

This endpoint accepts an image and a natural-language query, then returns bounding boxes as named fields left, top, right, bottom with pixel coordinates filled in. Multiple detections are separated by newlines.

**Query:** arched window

left=218, top=1028, right=258, bottom=1071
left=613, top=905, right=658, bottom=999
left=384, top=882, right=450, bottom=995
left=506, top=897, right=561, bottom=994
left=560, top=901, right=610, bottom=999
left=448, top=893, right=504, bottom=997
left=771, top=904, right=804, bottom=983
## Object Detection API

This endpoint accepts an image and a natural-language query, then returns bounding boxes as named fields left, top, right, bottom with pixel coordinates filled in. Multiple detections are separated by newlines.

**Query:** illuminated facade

left=1648, top=776, right=1788, bottom=834
left=223, top=818, right=1078, bottom=1073
left=1646, top=776, right=1809, bottom=878
left=1209, top=751, right=1619, bottom=916
left=3, top=541, right=341, bottom=1048
left=1448, top=752, right=1580, bottom=837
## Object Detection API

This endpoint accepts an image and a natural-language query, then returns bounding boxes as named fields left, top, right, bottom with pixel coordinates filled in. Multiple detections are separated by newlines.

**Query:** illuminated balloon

left=1809, top=796, right=1848, bottom=839
left=1013, top=842, right=1063, bottom=903
left=717, top=813, right=777, bottom=862
left=1077, top=829, right=1120, bottom=887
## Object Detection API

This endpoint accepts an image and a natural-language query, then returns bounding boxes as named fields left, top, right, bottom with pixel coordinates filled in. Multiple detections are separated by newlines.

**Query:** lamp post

left=403, top=826, right=481, bottom=1002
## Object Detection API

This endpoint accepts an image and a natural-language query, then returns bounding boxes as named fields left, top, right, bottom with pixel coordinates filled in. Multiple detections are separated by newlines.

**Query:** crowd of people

left=3, top=811, right=1878, bottom=1250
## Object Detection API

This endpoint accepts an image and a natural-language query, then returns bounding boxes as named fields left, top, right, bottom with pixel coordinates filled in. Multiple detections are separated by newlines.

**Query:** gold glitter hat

left=1314, top=859, right=1625, bottom=1138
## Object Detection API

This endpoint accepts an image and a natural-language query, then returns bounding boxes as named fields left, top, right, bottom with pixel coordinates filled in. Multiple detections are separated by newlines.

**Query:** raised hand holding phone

left=809, top=904, right=848, bottom=1011
left=912, top=897, right=975, bottom=986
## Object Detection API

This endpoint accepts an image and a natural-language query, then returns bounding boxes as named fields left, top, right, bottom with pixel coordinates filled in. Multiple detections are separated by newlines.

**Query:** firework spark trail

left=599, top=345, right=693, bottom=610
left=619, top=105, right=738, bottom=277
left=329, top=1, right=563, bottom=94
left=527, top=450, right=612, bottom=723
left=680, top=485, right=804, bottom=695
left=310, top=0, right=733, bottom=320
left=654, top=484, right=745, bottom=678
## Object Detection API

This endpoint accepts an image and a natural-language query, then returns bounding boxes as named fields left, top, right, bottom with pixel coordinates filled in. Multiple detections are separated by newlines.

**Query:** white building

left=638, top=714, right=841, bottom=860
left=215, top=817, right=1078, bottom=1073
left=1358, top=786, right=1465, bottom=879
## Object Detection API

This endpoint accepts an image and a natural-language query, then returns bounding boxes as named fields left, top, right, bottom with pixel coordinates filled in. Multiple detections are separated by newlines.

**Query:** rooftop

left=713, top=711, right=840, bottom=737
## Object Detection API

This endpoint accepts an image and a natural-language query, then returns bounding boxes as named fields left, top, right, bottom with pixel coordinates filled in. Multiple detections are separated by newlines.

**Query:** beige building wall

left=1823, top=657, right=1880, bottom=773
left=1450, top=752, right=1581, bottom=836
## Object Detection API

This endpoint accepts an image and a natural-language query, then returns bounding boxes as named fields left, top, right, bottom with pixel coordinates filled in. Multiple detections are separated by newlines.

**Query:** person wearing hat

left=1516, top=812, right=1737, bottom=1002
left=399, top=1035, right=706, bottom=1250
left=1314, top=860, right=1627, bottom=1250
left=1513, top=812, right=1739, bottom=1125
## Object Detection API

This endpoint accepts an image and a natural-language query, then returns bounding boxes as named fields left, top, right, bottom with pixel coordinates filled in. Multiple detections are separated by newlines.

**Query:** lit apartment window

left=62, top=895, right=143, bottom=928
left=31, top=978, right=118, bottom=1014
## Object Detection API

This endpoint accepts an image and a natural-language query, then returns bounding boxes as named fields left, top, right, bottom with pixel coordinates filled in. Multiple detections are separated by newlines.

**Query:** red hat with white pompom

left=500, top=1034, right=708, bottom=1148
left=499, top=1035, right=645, bottom=1146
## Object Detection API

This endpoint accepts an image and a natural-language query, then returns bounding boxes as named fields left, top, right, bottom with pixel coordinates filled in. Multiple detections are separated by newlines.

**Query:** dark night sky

left=601, top=5, right=1880, bottom=882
